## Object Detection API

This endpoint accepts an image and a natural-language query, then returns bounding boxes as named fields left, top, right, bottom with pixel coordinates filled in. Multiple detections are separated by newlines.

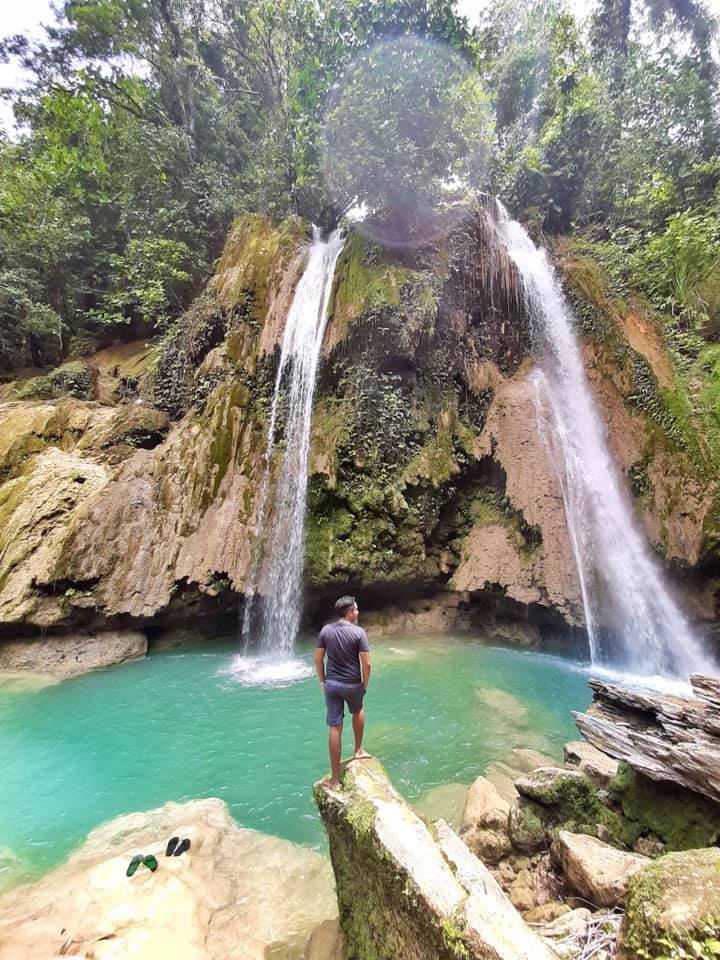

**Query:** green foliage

left=323, top=34, right=492, bottom=226
left=92, top=238, right=196, bottom=331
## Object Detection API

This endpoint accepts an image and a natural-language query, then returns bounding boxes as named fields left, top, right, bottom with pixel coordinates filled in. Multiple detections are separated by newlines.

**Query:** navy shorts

left=325, top=679, right=365, bottom=726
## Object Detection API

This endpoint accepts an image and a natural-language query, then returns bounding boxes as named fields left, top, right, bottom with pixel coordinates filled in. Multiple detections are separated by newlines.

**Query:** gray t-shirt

left=317, top=619, right=370, bottom=684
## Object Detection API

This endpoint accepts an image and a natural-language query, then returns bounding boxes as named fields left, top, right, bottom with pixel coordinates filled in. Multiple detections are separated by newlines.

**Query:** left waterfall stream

left=227, top=226, right=346, bottom=687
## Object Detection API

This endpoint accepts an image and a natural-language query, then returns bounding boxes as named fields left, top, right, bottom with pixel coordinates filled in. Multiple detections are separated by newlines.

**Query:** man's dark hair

left=334, top=595, right=356, bottom=618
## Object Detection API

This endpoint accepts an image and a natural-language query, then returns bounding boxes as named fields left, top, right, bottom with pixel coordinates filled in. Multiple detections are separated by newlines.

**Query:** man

left=314, top=595, right=371, bottom=789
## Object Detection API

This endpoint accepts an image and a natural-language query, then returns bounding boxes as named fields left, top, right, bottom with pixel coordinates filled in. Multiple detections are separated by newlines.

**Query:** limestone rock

left=0, top=447, right=109, bottom=625
left=414, top=782, right=470, bottom=832
left=304, top=919, right=345, bottom=960
left=460, top=776, right=512, bottom=864
left=451, top=372, right=585, bottom=626
left=515, top=766, right=589, bottom=805
left=564, top=740, right=619, bottom=787
left=555, top=830, right=649, bottom=907
left=523, top=901, right=571, bottom=924
left=0, top=798, right=338, bottom=960
left=620, top=848, right=720, bottom=960
left=508, top=798, right=549, bottom=853
left=314, top=757, right=556, bottom=960
left=461, top=776, right=510, bottom=832
left=539, top=906, right=591, bottom=939
left=574, top=676, right=720, bottom=805
left=0, top=630, right=147, bottom=678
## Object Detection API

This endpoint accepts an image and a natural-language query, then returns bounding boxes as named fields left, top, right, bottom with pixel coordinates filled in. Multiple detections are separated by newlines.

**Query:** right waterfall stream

left=496, top=202, right=712, bottom=681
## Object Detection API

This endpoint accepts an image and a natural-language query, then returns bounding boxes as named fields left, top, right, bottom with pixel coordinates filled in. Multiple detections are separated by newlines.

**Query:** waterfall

left=496, top=202, right=711, bottom=680
left=235, top=226, right=345, bottom=682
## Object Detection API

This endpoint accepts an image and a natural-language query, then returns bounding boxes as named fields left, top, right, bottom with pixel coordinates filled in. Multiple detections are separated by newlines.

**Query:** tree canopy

left=0, top=0, right=718, bottom=368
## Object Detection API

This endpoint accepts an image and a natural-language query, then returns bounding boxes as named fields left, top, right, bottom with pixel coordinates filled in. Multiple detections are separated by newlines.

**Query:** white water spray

left=232, top=227, right=345, bottom=685
left=496, top=203, right=711, bottom=680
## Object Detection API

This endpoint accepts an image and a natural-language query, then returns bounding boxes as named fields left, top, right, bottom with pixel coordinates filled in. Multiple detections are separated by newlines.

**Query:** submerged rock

left=0, top=797, right=338, bottom=960
left=620, top=848, right=720, bottom=960
left=314, top=757, right=555, bottom=960
left=554, top=830, right=649, bottom=908
left=414, top=782, right=470, bottom=832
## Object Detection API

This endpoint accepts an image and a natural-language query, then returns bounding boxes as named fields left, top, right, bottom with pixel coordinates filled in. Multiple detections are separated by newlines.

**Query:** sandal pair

left=126, top=854, right=158, bottom=877
left=165, top=836, right=191, bottom=857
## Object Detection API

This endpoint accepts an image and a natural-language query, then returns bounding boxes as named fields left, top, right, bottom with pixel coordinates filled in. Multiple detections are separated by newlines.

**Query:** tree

left=322, top=34, right=492, bottom=239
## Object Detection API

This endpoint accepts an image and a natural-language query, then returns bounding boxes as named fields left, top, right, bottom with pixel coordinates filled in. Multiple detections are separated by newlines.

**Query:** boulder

left=461, top=775, right=510, bottom=832
left=537, top=906, right=590, bottom=937
left=508, top=798, right=549, bottom=853
left=620, top=847, right=720, bottom=960
left=0, top=798, right=338, bottom=960
left=522, top=901, right=571, bottom=924
left=0, top=629, right=148, bottom=679
left=314, top=757, right=556, bottom=960
left=555, top=830, right=649, bottom=907
left=415, top=782, right=470, bottom=832
left=514, top=765, right=631, bottom=845
left=563, top=741, right=618, bottom=787
left=515, top=766, right=589, bottom=805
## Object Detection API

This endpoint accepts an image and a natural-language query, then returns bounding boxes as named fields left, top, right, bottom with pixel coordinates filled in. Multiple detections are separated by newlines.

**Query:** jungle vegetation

left=0, top=0, right=718, bottom=368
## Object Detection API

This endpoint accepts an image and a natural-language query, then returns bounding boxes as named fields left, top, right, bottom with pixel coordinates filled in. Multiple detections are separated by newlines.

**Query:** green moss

left=518, top=769, right=639, bottom=847
left=13, top=361, right=95, bottom=401
left=345, top=795, right=378, bottom=840
left=441, top=919, right=470, bottom=959
left=622, top=850, right=720, bottom=959
left=610, top=763, right=720, bottom=851
left=214, top=213, right=306, bottom=323
left=509, top=798, right=549, bottom=852
left=330, top=231, right=412, bottom=341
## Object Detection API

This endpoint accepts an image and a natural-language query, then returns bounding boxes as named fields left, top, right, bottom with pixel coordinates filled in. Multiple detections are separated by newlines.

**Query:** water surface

left=0, top=635, right=591, bottom=881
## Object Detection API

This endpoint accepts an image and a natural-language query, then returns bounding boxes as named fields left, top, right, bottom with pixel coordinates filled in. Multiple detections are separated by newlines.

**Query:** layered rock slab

left=574, top=675, right=720, bottom=804
left=314, top=758, right=555, bottom=960
left=0, top=798, right=338, bottom=960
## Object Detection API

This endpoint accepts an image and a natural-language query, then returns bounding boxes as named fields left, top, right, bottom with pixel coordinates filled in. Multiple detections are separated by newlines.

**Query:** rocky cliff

left=0, top=198, right=717, bottom=664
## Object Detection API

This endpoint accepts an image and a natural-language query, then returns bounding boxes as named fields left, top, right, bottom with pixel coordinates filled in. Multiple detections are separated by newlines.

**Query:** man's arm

left=360, top=651, right=371, bottom=690
left=314, top=646, right=326, bottom=691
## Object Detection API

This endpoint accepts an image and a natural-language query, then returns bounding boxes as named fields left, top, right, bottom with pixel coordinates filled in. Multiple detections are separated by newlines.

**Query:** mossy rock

left=515, top=767, right=638, bottom=848
left=621, top=848, right=720, bottom=960
left=508, top=797, right=550, bottom=852
left=100, top=405, right=170, bottom=451
left=14, top=361, right=95, bottom=401
left=609, top=763, right=720, bottom=851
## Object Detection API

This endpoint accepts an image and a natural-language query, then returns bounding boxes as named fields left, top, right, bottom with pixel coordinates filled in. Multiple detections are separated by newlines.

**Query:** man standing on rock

left=314, top=595, right=372, bottom=789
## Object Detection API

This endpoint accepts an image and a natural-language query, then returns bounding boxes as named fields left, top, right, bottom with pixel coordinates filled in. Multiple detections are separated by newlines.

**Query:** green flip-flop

left=143, top=854, right=158, bottom=872
left=126, top=855, right=143, bottom=877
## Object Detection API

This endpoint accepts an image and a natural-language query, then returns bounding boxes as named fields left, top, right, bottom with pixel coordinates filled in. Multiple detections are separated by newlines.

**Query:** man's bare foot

left=323, top=777, right=341, bottom=790
left=350, top=749, right=372, bottom=761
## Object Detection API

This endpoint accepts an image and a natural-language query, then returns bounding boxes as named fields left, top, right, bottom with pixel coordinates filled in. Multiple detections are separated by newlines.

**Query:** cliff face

left=0, top=202, right=717, bottom=652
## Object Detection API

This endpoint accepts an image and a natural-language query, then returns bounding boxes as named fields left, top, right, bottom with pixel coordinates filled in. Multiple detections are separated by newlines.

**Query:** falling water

left=496, top=202, right=711, bottom=680
left=233, top=226, right=345, bottom=684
